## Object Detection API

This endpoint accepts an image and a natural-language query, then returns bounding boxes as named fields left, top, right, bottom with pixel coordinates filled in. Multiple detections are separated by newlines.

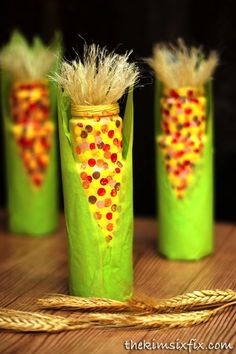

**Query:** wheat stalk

left=38, top=289, right=236, bottom=314
left=0, top=308, right=89, bottom=332
left=149, top=289, right=236, bottom=312
left=0, top=301, right=235, bottom=332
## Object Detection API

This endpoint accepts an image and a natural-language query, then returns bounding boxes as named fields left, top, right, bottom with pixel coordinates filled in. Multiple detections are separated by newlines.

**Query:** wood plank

left=0, top=216, right=235, bottom=354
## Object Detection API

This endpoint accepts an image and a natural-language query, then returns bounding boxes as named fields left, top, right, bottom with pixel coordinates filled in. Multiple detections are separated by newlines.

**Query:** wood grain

left=0, top=214, right=235, bottom=354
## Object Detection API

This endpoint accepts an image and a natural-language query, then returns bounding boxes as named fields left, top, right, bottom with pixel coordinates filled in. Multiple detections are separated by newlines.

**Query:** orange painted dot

left=82, top=180, right=89, bottom=189
left=104, top=151, right=111, bottom=159
left=97, top=159, right=104, bottom=167
left=101, top=125, right=108, bottom=133
left=107, top=223, right=113, bottom=231
left=80, top=172, right=87, bottom=180
left=104, top=198, right=112, bottom=207
left=111, top=189, right=117, bottom=197
left=95, top=212, right=102, bottom=220
left=76, top=146, right=81, bottom=154
left=106, top=235, right=113, bottom=241
left=113, top=138, right=119, bottom=146
left=103, top=162, right=109, bottom=169
left=106, top=212, right=113, bottom=220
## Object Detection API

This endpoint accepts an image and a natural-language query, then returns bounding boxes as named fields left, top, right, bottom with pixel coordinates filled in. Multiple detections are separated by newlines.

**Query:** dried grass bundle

left=38, top=289, right=236, bottom=314
left=55, top=44, right=139, bottom=105
left=0, top=32, right=56, bottom=81
left=0, top=308, right=88, bottom=332
left=148, top=39, right=218, bottom=89
left=0, top=301, right=235, bottom=332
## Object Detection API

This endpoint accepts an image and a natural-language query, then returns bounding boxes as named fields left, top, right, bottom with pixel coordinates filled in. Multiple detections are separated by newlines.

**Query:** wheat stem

left=38, top=289, right=236, bottom=314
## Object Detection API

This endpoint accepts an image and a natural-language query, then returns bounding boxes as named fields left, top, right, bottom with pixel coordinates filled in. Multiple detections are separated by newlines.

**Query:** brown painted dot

left=93, top=171, right=100, bottom=179
left=111, top=204, right=117, bottom=212
left=115, top=182, right=120, bottom=191
left=97, top=142, right=104, bottom=149
left=117, top=161, right=123, bottom=168
left=89, top=195, right=97, bottom=204
left=81, top=130, right=88, bottom=138
left=116, top=120, right=121, bottom=128
left=85, top=125, right=93, bottom=132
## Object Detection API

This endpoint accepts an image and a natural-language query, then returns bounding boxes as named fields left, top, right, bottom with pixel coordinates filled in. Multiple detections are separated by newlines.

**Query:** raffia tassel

left=38, top=289, right=236, bottom=314
left=0, top=302, right=236, bottom=332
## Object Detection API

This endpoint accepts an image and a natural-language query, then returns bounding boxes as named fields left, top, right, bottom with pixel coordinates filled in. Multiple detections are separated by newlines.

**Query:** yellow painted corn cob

left=158, top=86, right=207, bottom=198
left=10, top=80, right=54, bottom=187
left=70, top=104, right=123, bottom=242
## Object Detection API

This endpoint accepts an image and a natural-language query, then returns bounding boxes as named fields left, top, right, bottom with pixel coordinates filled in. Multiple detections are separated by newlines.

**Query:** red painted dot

left=111, top=153, right=117, bottom=163
left=108, top=130, right=114, bottom=138
left=163, top=109, right=170, bottom=116
left=86, top=175, right=92, bottom=182
left=187, top=90, right=193, bottom=97
left=100, top=178, right=108, bottom=185
left=184, top=122, right=190, bottom=128
left=106, top=235, right=113, bottom=241
left=115, top=168, right=121, bottom=174
left=90, top=143, right=96, bottom=150
left=98, top=188, right=106, bottom=196
left=185, top=108, right=192, bottom=115
left=103, top=144, right=110, bottom=151
left=170, top=89, right=179, bottom=98
left=106, top=212, right=113, bottom=220
left=88, top=158, right=96, bottom=167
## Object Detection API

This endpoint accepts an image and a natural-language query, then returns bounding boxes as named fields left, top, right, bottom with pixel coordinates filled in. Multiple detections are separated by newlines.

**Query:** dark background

left=0, top=0, right=236, bottom=221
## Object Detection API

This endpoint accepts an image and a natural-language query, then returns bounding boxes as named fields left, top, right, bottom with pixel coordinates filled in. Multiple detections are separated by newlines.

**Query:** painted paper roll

left=56, top=45, right=139, bottom=300
left=149, top=41, right=218, bottom=260
left=0, top=32, right=61, bottom=235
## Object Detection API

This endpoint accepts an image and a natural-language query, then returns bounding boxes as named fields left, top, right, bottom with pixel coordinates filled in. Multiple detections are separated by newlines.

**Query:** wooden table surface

left=0, top=215, right=235, bottom=354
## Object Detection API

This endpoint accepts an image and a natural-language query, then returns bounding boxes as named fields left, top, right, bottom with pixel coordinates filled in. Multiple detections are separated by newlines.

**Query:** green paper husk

left=58, top=90, right=134, bottom=300
left=1, top=32, right=62, bottom=236
left=155, top=81, right=214, bottom=260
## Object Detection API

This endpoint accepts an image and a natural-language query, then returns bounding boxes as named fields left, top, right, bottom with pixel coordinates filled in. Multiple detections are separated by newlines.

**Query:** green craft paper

left=58, top=90, right=134, bottom=300
left=1, top=32, right=62, bottom=235
left=155, top=81, right=214, bottom=260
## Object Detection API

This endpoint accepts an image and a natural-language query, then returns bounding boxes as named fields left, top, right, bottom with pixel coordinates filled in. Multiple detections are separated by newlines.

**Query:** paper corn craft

left=0, top=32, right=61, bottom=235
left=56, top=44, right=139, bottom=300
left=148, top=41, right=218, bottom=260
